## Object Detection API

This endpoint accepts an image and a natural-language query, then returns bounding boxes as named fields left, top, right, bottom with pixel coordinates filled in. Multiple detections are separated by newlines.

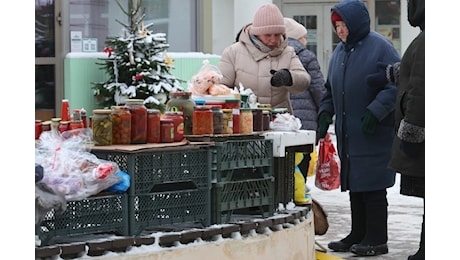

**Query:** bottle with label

left=166, top=91, right=195, bottom=135
left=92, top=109, right=113, bottom=146
left=111, top=106, right=131, bottom=144
left=125, top=99, right=147, bottom=144
left=61, top=99, right=70, bottom=122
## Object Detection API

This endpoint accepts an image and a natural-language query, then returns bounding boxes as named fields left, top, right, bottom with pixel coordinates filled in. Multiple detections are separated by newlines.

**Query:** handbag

left=315, top=133, right=341, bottom=191
left=312, top=198, right=329, bottom=235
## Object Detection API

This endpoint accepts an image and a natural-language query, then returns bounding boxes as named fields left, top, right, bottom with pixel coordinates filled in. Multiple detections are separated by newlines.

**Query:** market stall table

left=262, top=130, right=316, bottom=206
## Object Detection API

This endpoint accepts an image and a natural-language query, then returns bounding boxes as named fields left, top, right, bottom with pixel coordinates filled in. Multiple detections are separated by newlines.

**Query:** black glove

left=35, top=163, right=44, bottom=183
left=400, top=140, right=423, bottom=158
left=270, top=69, right=293, bottom=87
left=318, top=112, right=333, bottom=139
left=361, top=110, right=378, bottom=135
left=366, top=62, right=396, bottom=88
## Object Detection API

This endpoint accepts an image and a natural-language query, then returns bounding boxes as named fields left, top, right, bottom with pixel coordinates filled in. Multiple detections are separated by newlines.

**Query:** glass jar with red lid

left=125, top=99, right=147, bottom=144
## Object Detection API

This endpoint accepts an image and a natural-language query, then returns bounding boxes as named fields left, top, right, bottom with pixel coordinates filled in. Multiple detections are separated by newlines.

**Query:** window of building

left=68, top=0, right=197, bottom=53
left=375, top=0, right=401, bottom=53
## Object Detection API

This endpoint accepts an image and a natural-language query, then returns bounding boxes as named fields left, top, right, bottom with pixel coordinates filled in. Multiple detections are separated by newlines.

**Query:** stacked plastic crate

left=210, top=137, right=274, bottom=224
left=92, top=146, right=212, bottom=235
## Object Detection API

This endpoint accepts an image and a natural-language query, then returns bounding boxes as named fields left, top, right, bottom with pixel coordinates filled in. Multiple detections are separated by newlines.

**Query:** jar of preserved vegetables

left=125, top=99, right=147, bottom=144
left=164, top=111, right=184, bottom=142
left=262, top=110, right=271, bottom=131
left=147, top=109, right=161, bottom=143
left=111, top=106, right=131, bottom=144
left=166, top=91, right=194, bottom=135
left=222, top=109, right=233, bottom=134
left=92, top=109, right=113, bottom=146
left=193, top=105, right=213, bottom=135
left=252, top=108, right=263, bottom=132
left=239, top=108, right=253, bottom=134
left=210, top=105, right=223, bottom=134
left=160, top=118, right=175, bottom=143
left=35, top=120, right=42, bottom=140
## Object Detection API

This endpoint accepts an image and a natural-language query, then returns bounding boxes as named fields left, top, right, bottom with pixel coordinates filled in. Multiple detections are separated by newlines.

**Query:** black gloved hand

left=366, top=62, right=396, bottom=88
left=318, top=112, right=333, bottom=139
left=270, top=69, right=293, bottom=87
left=35, top=163, right=44, bottom=183
left=400, top=140, right=423, bottom=158
left=361, top=110, right=378, bottom=135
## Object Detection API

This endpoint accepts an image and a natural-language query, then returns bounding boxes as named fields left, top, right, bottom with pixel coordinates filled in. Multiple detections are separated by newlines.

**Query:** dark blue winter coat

left=288, top=38, right=326, bottom=132
left=319, top=0, right=400, bottom=192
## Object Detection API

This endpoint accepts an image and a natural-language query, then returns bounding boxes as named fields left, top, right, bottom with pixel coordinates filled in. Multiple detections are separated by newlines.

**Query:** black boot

left=408, top=212, right=425, bottom=260
left=350, top=190, right=389, bottom=256
left=328, top=192, right=366, bottom=252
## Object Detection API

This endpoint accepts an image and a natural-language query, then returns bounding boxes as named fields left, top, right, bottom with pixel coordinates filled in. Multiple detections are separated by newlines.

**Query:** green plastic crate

left=130, top=186, right=210, bottom=235
left=91, top=147, right=211, bottom=195
left=36, top=193, right=129, bottom=246
left=211, top=139, right=273, bottom=182
left=212, top=176, right=275, bottom=224
left=91, top=146, right=212, bottom=235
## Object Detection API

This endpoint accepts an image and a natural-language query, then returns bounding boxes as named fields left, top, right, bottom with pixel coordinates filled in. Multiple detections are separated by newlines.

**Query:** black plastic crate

left=129, top=186, right=211, bottom=235
left=273, top=153, right=295, bottom=206
left=211, top=139, right=273, bottom=182
left=91, top=146, right=211, bottom=195
left=211, top=176, right=275, bottom=224
left=36, top=193, right=129, bottom=246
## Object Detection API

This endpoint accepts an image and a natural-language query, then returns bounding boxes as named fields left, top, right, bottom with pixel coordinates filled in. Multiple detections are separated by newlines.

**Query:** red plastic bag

left=315, top=133, right=341, bottom=191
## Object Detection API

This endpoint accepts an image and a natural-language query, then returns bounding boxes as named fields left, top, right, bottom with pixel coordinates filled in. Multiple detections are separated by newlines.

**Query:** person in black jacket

left=367, top=1, right=425, bottom=259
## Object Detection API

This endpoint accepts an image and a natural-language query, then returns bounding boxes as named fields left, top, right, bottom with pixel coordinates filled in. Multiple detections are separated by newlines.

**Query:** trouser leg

left=361, top=189, right=388, bottom=245
left=342, top=192, right=366, bottom=244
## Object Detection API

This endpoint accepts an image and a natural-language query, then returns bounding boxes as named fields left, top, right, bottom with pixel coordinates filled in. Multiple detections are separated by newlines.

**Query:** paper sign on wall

left=70, top=31, right=82, bottom=52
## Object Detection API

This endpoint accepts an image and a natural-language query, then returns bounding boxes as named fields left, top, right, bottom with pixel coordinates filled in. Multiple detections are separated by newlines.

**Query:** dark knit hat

left=251, top=4, right=286, bottom=35
left=331, top=11, right=343, bottom=24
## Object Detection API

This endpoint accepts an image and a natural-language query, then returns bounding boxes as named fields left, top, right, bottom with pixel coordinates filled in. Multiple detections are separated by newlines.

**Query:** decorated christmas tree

left=92, top=0, right=184, bottom=112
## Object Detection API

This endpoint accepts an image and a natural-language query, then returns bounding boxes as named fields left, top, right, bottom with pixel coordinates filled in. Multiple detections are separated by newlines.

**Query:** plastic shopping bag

left=315, top=133, right=341, bottom=191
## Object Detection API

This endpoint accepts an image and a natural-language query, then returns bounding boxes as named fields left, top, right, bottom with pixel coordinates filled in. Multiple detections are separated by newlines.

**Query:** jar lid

left=93, top=109, right=112, bottom=114
left=225, top=99, right=240, bottom=103
left=165, top=111, right=183, bottom=116
left=240, top=108, right=252, bottom=111
left=147, top=109, right=161, bottom=114
left=42, top=121, right=51, bottom=125
left=194, top=105, right=211, bottom=110
left=222, top=109, right=232, bottom=113
left=125, top=99, right=144, bottom=103
left=51, top=117, right=61, bottom=122
left=194, top=100, right=206, bottom=105
left=170, top=91, right=192, bottom=97
left=209, top=105, right=222, bottom=110
left=160, top=118, right=174, bottom=123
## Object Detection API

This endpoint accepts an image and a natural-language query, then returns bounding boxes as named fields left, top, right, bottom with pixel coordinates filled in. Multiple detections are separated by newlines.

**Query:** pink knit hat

left=251, top=4, right=286, bottom=35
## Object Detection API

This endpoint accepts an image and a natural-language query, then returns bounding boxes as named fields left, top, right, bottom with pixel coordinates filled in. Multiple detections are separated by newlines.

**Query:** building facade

left=35, top=0, right=419, bottom=120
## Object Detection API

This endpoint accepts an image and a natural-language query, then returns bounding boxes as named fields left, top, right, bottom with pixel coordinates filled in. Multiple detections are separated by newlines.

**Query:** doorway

left=283, top=3, right=337, bottom=77
left=35, top=0, right=63, bottom=121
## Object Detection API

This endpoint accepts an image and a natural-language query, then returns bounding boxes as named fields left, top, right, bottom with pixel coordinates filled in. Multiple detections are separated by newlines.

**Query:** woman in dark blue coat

left=317, top=0, right=400, bottom=256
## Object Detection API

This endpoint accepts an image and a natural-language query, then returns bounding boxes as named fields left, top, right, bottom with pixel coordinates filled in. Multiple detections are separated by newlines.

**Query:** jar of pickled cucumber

left=92, top=109, right=113, bottom=146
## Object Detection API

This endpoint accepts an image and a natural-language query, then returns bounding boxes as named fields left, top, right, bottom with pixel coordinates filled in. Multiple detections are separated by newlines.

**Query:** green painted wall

left=64, top=52, right=221, bottom=117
